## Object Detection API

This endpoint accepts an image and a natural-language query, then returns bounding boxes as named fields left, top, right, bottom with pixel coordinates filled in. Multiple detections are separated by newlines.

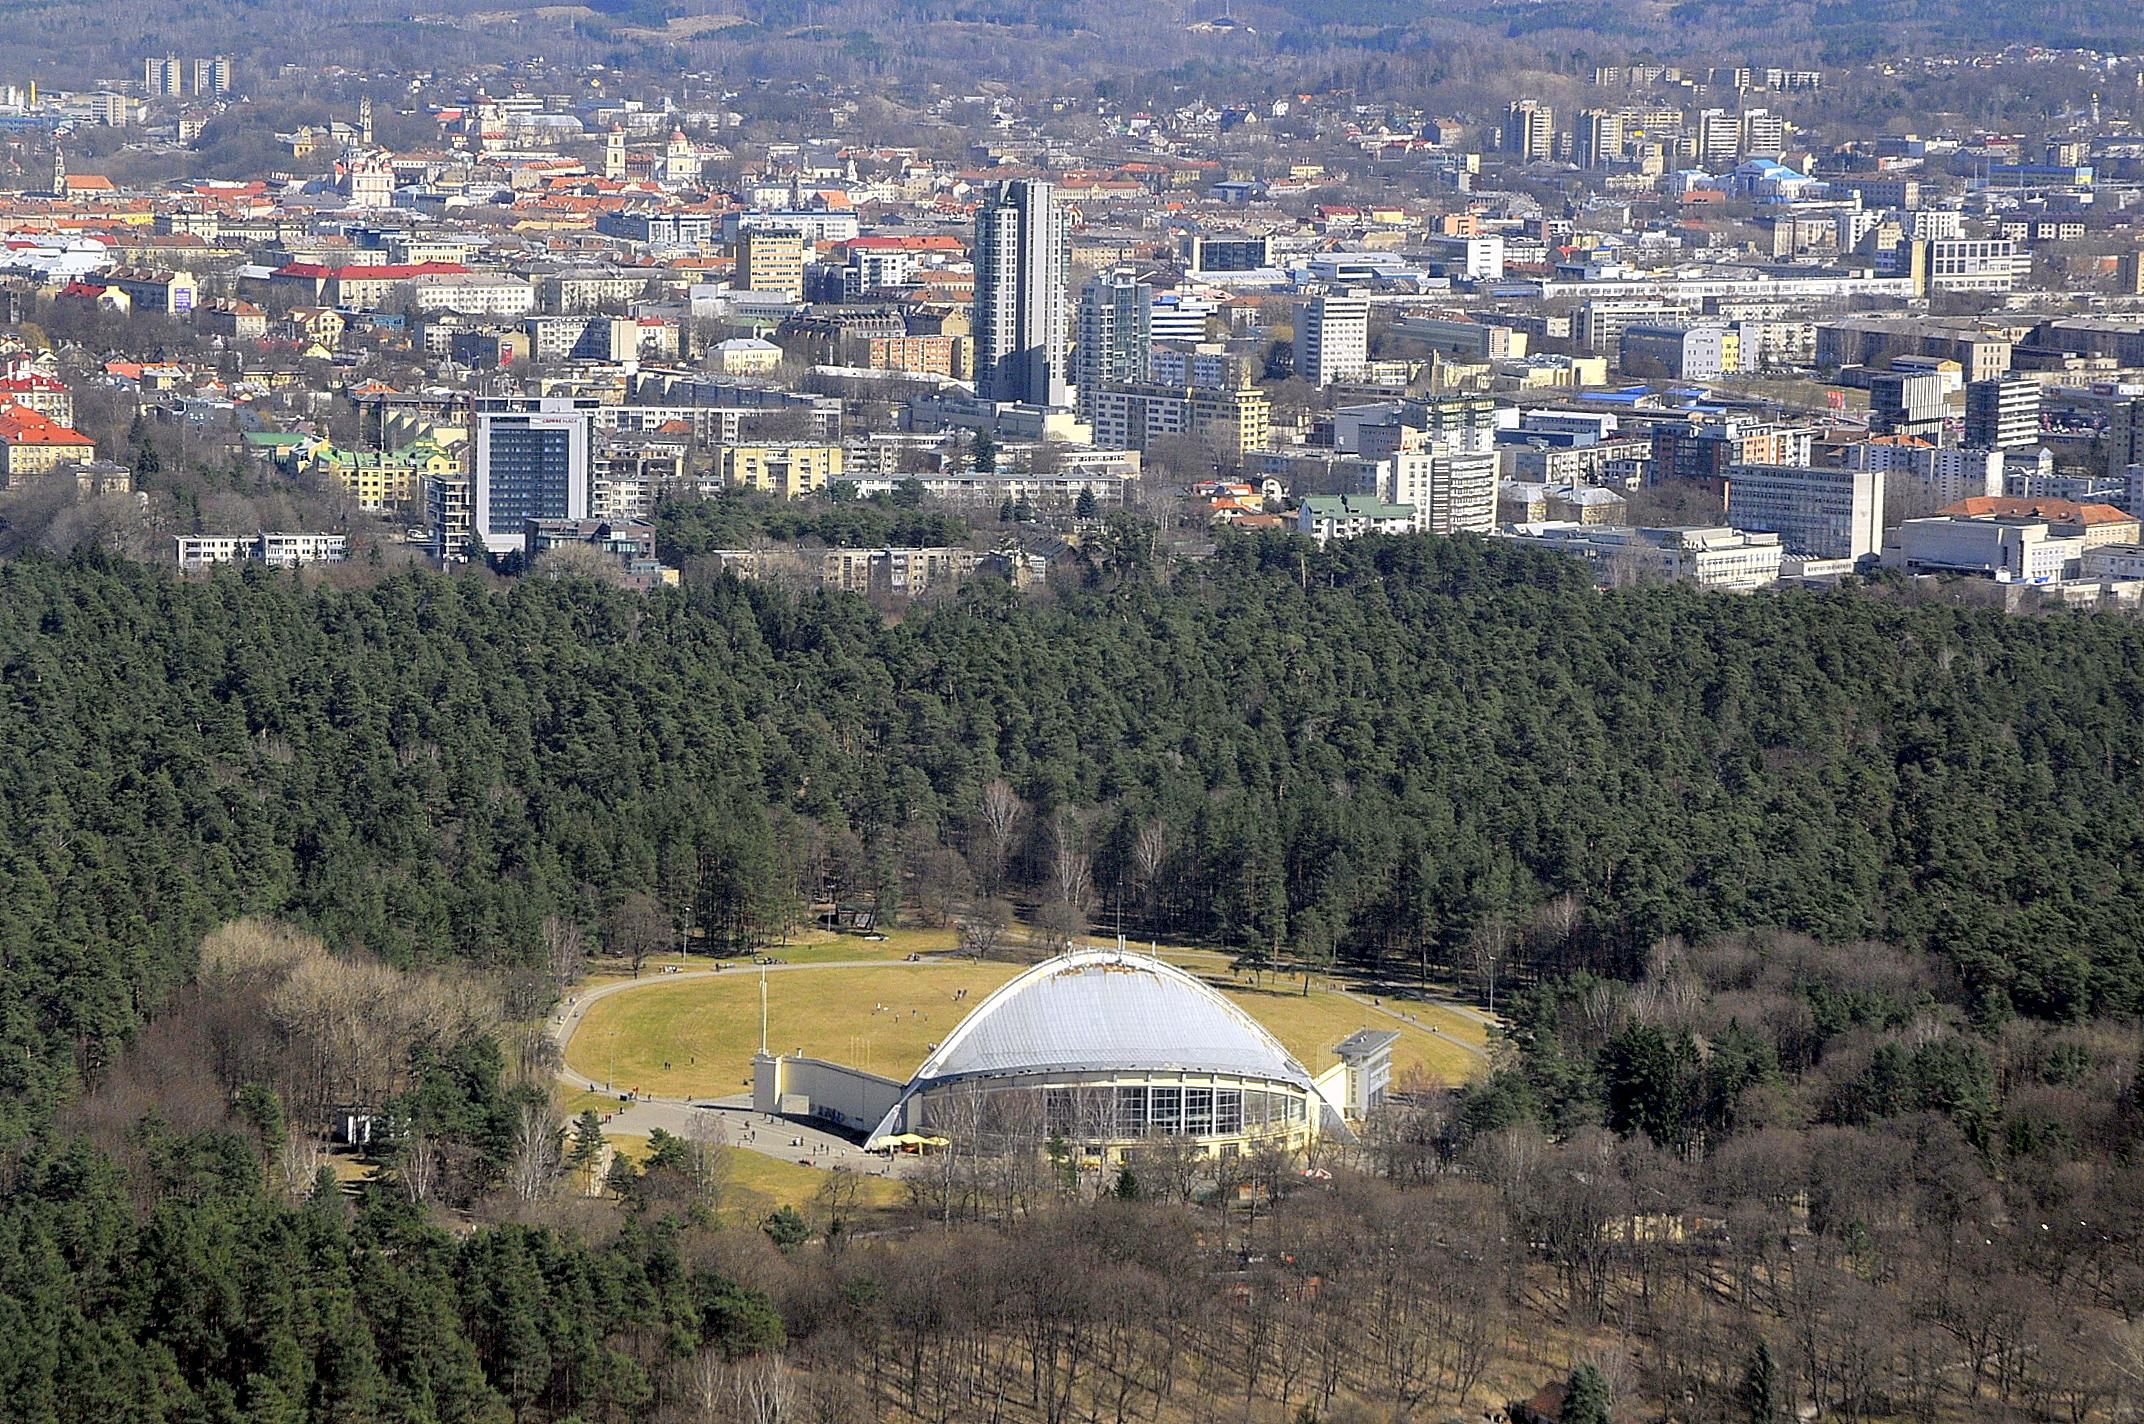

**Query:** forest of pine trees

left=5, top=534, right=2144, bottom=1419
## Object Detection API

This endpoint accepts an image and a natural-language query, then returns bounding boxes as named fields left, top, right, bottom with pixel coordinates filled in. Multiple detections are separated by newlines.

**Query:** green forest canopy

left=4, top=533, right=2144, bottom=1147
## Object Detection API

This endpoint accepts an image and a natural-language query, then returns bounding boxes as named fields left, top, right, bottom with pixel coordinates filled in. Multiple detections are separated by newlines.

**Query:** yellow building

left=1189, top=384, right=1270, bottom=458
left=719, top=443, right=845, bottom=499
left=0, top=406, right=96, bottom=484
left=707, top=338, right=784, bottom=377
left=308, top=438, right=461, bottom=512
left=737, top=229, right=807, bottom=299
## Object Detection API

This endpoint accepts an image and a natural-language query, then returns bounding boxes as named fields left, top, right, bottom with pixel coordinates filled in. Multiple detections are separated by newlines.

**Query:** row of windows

left=920, top=1083, right=1307, bottom=1141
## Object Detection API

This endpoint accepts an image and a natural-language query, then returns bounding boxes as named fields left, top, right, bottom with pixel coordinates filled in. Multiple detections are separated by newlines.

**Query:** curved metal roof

left=880, top=949, right=1314, bottom=1124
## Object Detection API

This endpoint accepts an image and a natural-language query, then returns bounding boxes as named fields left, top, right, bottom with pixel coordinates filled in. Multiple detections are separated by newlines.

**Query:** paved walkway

left=551, top=957, right=943, bottom=1172
left=551, top=952, right=1501, bottom=1170
left=1331, top=987, right=1495, bottom=1061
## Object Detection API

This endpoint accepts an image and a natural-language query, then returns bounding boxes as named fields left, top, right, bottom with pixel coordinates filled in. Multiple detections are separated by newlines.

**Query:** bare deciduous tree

left=541, top=914, right=587, bottom=992
left=508, top=1101, right=563, bottom=1203
left=687, top=1107, right=730, bottom=1212
left=1130, top=817, right=1169, bottom=927
left=957, top=896, right=1014, bottom=959
left=975, top=780, right=1025, bottom=893
left=1051, top=809, right=1094, bottom=918
left=608, top=891, right=669, bottom=977
left=398, top=1125, right=439, bottom=1205
left=915, top=845, right=975, bottom=930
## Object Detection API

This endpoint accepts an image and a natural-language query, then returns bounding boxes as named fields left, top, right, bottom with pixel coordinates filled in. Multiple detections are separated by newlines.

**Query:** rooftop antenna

left=759, top=967, right=770, bottom=1055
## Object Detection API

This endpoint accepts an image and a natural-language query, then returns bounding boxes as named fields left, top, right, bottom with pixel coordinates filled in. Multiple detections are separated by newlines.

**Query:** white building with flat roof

left=1295, top=291, right=1370, bottom=387
left=1499, top=523, right=1785, bottom=589
left=1725, top=462, right=1884, bottom=560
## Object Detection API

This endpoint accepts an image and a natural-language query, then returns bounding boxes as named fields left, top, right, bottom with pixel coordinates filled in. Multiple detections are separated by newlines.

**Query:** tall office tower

left=972, top=178, right=1072, bottom=406
left=2110, top=397, right=2144, bottom=479
left=144, top=56, right=186, bottom=97
left=1074, top=267, right=1152, bottom=424
left=1188, top=233, right=1271, bottom=272
left=1293, top=291, right=1370, bottom=388
left=738, top=228, right=807, bottom=299
left=1384, top=446, right=1498, bottom=535
left=1725, top=462, right=1886, bottom=561
left=1740, top=107, right=1786, bottom=158
left=192, top=56, right=234, bottom=96
left=472, top=396, right=597, bottom=555
left=1147, top=291, right=1216, bottom=344
left=1964, top=374, right=2041, bottom=451
left=1869, top=370, right=1946, bottom=442
left=1576, top=109, right=1627, bottom=168
left=1504, top=101, right=1555, bottom=162
left=1695, top=109, right=1743, bottom=166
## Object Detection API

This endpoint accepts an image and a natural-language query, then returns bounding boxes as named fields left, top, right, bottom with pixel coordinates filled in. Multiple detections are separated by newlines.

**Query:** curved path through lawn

left=551, top=958, right=927, bottom=1171
left=551, top=953, right=1495, bottom=1170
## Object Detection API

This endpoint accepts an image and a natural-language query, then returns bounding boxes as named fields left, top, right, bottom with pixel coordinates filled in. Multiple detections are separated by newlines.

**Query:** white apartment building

left=1148, top=292, right=1218, bottom=344
left=406, top=273, right=537, bottom=318
left=1842, top=440, right=2003, bottom=508
left=1620, top=324, right=1741, bottom=380
left=1384, top=447, right=1497, bottom=535
left=177, top=532, right=348, bottom=570
left=1294, top=291, right=1370, bottom=387
left=1419, top=235, right=1506, bottom=282
left=1298, top=494, right=1419, bottom=543
left=541, top=269, right=649, bottom=314
left=257, top=532, right=349, bottom=567
left=1917, top=238, right=2030, bottom=294
left=427, top=473, right=473, bottom=563
left=1724, top=462, right=1885, bottom=560
left=1889, top=516, right=2079, bottom=583
left=1498, top=523, right=1785, bottom=590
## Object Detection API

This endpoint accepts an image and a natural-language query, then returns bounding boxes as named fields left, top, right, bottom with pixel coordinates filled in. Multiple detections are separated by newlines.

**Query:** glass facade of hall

left=484, top=424, right=575, bottom=533
left=915, top=1077, right=1310, bottom=1156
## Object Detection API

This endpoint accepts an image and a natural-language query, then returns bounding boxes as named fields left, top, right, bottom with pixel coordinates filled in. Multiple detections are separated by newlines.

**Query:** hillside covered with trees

left=6, top=536, right=2144, bottom=1419
left=6, top=535, right=2144, bottom=1136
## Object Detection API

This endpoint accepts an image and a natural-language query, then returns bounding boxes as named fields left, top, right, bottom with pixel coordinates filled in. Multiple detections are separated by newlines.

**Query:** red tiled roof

left=273, top=262, right=471, bottom=280
left=0, top=405, right=92, bottom=446
left=1941, top=495, right=2135, bottom=525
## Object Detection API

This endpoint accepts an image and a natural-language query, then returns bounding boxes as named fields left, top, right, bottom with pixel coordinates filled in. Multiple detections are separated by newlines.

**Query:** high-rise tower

left=972, top=179, right=1072, bottom=407
left=1074, top=267, right=1151, bottom=424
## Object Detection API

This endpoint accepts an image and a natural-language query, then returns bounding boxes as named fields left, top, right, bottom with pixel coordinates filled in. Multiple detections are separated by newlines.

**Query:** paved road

left=1332, top=987, right=1494, bottom=1062
left=551, top=953, right=1501, bottom=1170
left=551, top=958, right=943, bottom=1172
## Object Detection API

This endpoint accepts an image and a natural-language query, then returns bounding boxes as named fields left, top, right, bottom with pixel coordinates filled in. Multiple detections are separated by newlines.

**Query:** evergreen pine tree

left=1564, top=1363, right=1612, bottom=1424
left=1737, top=1341, right=1780, bottom=1424
left=568, top=1110, right=605, bottom=1170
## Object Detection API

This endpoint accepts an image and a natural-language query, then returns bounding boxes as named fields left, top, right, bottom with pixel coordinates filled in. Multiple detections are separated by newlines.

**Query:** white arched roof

left=867, top=949, right=1313, bottom=1145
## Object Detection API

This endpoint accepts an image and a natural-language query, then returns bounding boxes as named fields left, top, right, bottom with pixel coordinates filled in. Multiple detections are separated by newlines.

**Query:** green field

left=607, top=1135, right=906, bottom=1219
left=566, top=961, right=1487, bottom=1101
left=576, top=926, right=961, bottom=986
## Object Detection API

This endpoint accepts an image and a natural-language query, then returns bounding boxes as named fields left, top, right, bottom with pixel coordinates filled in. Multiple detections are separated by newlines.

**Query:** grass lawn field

left=576, top=927, right=961, bottom=985
left=566, top=960, right=1488, bottom=1101
left=606, top=1135, right=906, bottom=1220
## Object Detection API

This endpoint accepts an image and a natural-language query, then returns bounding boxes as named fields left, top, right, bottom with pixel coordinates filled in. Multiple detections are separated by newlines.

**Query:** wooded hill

left=5, top=534, right=2143, bottom=1144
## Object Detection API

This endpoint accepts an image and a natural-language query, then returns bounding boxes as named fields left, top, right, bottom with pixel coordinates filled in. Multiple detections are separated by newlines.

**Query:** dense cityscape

left=5, top=9, right=2144, bottom=1424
